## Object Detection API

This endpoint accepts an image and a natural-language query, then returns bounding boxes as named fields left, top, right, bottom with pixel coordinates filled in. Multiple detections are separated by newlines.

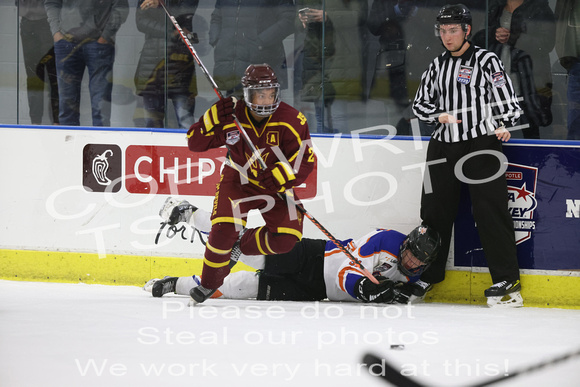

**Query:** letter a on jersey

left=266, top=131, right=279, bottom=147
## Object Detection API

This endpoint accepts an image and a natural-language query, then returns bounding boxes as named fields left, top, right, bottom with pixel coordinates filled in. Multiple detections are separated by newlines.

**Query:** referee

left=412, top=4, right=523, bottom=307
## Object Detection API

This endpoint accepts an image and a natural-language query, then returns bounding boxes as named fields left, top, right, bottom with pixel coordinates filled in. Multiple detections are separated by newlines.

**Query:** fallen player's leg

left=144, top=271, right=260, bottom=299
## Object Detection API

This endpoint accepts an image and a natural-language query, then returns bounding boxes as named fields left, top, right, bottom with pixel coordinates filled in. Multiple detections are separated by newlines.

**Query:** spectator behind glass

left=474, top=0, right=555, bottom=139
left=555, top=0, right=580, bottom=140
left=367, top=0, right=420, bottom=134
left=209, top=0, right=295, bottom=97
left=45, top=0, right=129, bottom=126
left=297, top=1, right=367, bottom=134
left=17, top=0, right=59, bottom=125
left=134, top=0, right=199, bottom=129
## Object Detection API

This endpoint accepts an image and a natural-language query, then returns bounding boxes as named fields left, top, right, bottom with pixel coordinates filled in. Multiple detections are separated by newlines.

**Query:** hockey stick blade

left=470, top=346, right=580, bottom=387
left=364, top=347, right=580, bottom=387
left=363, top=353, right=426, bottom=387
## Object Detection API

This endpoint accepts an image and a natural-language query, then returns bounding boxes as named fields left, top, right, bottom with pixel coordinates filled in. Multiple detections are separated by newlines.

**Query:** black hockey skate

left=189, top=285, right=217, bottom=305
left=484, top=280, right=523, bottom=308
left=189, top=242, right=242, bottom=305
left=151, top=276, right=178, bottom=297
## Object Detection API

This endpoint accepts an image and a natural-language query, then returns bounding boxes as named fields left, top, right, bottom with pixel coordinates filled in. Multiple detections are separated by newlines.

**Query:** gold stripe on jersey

left=206, top=242, right=232, bottom=255
left=223, top=122, right=239, bottom=130
left=245, top=108, right=272, bottom=138
left=277, top=227, right=302, bottom=240
left=203, top=258, right=230, bottom=268
left=211, top=216, right=247, bottom=227
left=254, top=227, right=269, bottom=255
left=268, top=121, right=303, bottom=145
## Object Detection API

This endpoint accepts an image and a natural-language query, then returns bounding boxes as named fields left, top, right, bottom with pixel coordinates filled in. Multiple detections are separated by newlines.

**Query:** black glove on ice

left=354, top=276, right=395, bottom=303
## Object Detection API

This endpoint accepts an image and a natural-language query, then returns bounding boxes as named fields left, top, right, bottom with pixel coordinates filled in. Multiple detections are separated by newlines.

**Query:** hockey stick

left=157, top=0, right=379, bottom=284
left=363, top=347, right=580, bottom=387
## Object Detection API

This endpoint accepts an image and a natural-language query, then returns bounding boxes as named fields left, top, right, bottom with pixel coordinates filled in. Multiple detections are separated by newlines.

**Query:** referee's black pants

left=419, top=135, right=520, bottom=285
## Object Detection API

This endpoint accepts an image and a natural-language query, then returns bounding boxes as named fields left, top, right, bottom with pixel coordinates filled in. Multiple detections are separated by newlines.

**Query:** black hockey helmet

left=435, top=4, right=472, bottom=36
left=398, top=225, right=441, bottom=276
left=241, top=64, right=281, bottom=117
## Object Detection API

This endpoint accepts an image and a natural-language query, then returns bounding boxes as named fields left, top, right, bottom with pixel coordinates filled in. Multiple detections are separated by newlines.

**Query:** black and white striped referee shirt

left=412, top=44, right=522, bottom=143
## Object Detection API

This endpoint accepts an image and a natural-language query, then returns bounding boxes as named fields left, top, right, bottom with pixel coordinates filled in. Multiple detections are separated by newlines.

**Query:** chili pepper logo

left=92, top=149, right=114, bottom=186
left=83, top=144, right=121, bottom=193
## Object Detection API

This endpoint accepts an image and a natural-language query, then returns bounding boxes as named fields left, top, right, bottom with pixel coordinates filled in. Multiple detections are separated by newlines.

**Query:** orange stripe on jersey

left=324, top=240, right=356, bottom=258
left=210, top=289, right=223, bottom=299
left=324, top=249, right=343, bottom=258
left=337, top=266, right=365, bottom=293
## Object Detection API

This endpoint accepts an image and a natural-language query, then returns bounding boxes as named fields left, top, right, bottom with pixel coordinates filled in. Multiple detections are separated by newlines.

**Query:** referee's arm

left=412, top=60, right=445, bottom=124
left=486, top=55, right=522, bottom=127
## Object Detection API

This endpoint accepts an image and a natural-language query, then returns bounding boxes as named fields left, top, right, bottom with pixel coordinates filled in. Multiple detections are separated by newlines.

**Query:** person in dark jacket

left=368, top=0, right=417, bottom=107
left=134, top=0, right=199, bottom=129
left=297, top=0, right=367, bottom=133
left=474, top=0, right=555, bottom=139
left=209, top=0, right=295, bottom=96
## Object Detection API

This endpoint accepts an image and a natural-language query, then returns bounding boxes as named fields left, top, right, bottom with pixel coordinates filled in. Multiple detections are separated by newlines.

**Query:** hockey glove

left=159, top=197, right=197, bottom=226
left=201, top=97, right=236, bottom=135
left=256, top=161, right=296, bottom=194
left=393, top=280, right=431, bottom=304
left=354, top=276, right=395, bottom=303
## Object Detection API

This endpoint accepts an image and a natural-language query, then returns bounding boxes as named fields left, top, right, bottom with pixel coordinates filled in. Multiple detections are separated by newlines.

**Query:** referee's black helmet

left=436, top=4, right=472, bottom=25
left=435, top=4, right=472, bottom=36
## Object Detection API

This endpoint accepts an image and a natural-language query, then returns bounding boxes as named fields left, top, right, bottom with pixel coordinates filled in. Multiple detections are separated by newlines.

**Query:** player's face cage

left=398, top=245, right=428, bottom=277
left=244, top=84, right=281, bottom=117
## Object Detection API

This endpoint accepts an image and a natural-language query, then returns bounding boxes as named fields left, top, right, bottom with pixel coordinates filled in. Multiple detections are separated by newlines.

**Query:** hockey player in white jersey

left=145, top=198, right=441, bottom=304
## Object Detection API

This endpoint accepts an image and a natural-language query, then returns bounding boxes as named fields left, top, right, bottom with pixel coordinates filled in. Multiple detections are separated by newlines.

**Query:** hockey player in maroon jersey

left=186, top=64, right=316, bottom=303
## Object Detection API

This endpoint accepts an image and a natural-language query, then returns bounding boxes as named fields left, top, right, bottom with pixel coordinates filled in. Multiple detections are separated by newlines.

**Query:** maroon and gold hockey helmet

left=241, top=64, right=281, bottom=117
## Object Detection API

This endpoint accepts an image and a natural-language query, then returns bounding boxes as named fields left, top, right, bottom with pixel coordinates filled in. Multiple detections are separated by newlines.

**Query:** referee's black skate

left=484, top=280, right=523, bottom=308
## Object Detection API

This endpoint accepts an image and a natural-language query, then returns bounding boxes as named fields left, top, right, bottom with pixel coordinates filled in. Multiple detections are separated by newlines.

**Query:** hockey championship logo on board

left=506, top=163, right=538, bottom=245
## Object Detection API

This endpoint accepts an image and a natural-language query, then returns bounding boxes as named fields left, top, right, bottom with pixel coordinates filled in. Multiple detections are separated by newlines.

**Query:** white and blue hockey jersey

left=323, top=229, right=418, bottom=302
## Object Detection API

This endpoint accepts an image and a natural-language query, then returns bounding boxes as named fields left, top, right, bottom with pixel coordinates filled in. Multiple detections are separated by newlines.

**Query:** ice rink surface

left=1, top=280, right=579, bottom=387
